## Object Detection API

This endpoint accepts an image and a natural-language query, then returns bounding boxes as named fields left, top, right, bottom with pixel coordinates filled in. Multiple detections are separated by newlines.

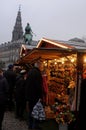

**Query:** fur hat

left=20, top=69, right=26, bottom=74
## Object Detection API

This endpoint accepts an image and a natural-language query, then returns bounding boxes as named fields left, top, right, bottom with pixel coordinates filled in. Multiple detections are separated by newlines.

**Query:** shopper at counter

left=25, top=67, right=43, bottom=130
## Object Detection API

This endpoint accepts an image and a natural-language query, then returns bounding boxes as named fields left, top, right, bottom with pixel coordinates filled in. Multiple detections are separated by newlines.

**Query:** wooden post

left=76, top=52, right=83, bottom=111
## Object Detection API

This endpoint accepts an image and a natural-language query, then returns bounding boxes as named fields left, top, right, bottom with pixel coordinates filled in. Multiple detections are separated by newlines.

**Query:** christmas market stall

left=16, top=37, right=86, bottom=121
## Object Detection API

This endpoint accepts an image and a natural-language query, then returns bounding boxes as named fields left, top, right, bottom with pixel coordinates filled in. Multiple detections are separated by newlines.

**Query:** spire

left=19, top=4, right=21, bottom=11
left=12, top=6, right=23, bottom=41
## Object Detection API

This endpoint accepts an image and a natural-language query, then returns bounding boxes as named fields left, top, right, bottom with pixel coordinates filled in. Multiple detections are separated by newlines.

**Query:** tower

left=12, top=6, right=23, bottom=41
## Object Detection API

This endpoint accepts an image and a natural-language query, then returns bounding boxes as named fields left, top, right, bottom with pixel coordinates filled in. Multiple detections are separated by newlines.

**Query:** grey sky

left=0, top=0, right=86, bottom=44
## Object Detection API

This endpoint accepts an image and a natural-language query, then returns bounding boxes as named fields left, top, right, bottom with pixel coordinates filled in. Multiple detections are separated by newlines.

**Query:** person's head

left=8, top=64, right=14, bottom=70
left=20, top=69, right=27, bottom=75
left=28, top=67, right=42, bottom=84
left=20, top=69, right=27, bottom=79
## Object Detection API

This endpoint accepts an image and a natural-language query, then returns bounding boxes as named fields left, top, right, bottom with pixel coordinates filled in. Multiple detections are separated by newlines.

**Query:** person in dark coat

left=0, top=69, right=9, bottom=130
left=25, top=67, right=43, bottom=130
left=78, top=76, right=86, bottom=130
left=3, top=64, right=16, bottom=111
left=15, top=69, right=27, bottom=120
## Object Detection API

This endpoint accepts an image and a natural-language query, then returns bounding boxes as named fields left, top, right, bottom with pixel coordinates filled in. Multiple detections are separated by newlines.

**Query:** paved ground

left=2, top=111, right=28, bottom=130
left=2, top=111, right=59, bottom=130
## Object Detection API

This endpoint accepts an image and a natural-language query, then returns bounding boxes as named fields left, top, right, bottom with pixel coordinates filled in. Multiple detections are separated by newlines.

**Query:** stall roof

left=36, top=38, right=74, bottom=49
left=16, top=37, right=86, bottom=65
left=37, top=37, right=86, bottom=50
left=20, top=44, right=36, bottom=57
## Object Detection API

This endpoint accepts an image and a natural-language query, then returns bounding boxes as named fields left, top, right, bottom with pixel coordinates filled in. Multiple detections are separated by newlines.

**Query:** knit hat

left=8, top=64, right=14, bottom=69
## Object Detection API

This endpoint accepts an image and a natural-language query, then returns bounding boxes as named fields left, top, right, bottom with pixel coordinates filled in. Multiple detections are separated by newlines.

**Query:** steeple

left=12, top=6, right=23, bottom=41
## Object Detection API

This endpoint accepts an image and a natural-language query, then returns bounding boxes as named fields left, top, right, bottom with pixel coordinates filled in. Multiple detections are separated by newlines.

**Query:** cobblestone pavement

left=2, top=111, right=59, bottom=130
left=2, top=111, right=28, bottom=130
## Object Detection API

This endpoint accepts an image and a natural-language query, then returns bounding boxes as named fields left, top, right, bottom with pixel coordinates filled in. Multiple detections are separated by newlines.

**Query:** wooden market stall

left=16, top=37, right=86, bottom=116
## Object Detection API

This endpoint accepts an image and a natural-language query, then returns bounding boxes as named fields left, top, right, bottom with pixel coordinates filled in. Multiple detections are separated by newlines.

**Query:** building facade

left=0, top=7, right=37, bottom=69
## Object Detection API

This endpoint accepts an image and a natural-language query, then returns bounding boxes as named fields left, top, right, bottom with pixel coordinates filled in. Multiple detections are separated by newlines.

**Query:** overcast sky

left=0, top=0, right=86, bottom=44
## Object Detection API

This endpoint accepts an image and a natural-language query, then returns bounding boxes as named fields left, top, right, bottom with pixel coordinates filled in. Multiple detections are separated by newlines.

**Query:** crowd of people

left=0, top=63, right=86, bottom=130
left=0, top=64, right=48, bottom=130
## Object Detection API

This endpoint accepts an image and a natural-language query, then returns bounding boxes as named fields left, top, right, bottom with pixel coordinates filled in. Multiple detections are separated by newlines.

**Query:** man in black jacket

left=0, top=69, right=9, bottom=130
left=4, top=64, right=16, bottom=111
left=15, top=69, right=27, bottom=120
